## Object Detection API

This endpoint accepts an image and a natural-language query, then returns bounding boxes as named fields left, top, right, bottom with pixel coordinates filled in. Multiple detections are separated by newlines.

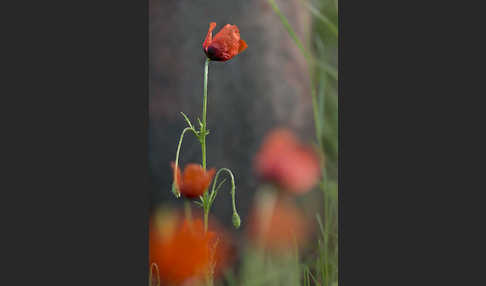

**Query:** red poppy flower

left=247, top=195, right=311, bottom=251
left=171, top=162, right=216, bottom=198
left=254, top=128, right=320, bottom=194
left=150, top=217, right=226, bottom=285
left=203, top=22, right=248, bottom=61
left=149, top=209, right=233, bottom=285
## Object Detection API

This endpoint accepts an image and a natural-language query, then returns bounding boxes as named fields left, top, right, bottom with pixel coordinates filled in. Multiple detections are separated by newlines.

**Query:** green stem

left=209, top=168, right=240, bottom=228
left=267, top=0, right=312, bottom=65
left=149, top=263, right=160, bottom=286
left=204, top=206, right=209, bottom=233
left=184, top=200, right=192, bottom=222
left=202, top=58, right=209, bottom=169
left=311, top=87, right=322, bottom=149
left=202, top=57, right=210, bottom=232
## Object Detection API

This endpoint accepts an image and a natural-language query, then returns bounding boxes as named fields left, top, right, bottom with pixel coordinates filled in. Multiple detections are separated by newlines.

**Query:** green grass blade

left=304, top=2, right=338, bottom=37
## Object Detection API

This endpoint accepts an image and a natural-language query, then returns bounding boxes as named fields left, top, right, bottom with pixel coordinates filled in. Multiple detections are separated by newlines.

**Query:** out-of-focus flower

left=254, top=128, right=320, bottom=194
left=203, top=22, right=248, bottom=62
left=202, top=214, right=234, bottom=278
left=150, top=215, right=228, bottom=286
left=171, top=162, right=216, bottom=198
left=247, top=192, right=311, bottom=251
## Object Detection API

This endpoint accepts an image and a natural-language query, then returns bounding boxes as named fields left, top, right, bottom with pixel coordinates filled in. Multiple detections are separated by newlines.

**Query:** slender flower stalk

left=171, top=22, right=245, bottom=234
left=172, top=60, right=240, bottom=232
left=184, top=200, right=192, bottom=222
left=199, top=58, right=240, bottom=232
left=202, top=58, right=209, bottom=170
left=149, top=263, right=160, bottom=286
left=201, top=58, right=210, bottom=232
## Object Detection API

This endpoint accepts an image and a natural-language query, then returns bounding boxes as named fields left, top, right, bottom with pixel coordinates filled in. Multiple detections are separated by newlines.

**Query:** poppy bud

left=203, top=22, right=247, bottom=61
left=171, top=162, right=216, bottom=198
left=232, top=212, right=241, bottom=229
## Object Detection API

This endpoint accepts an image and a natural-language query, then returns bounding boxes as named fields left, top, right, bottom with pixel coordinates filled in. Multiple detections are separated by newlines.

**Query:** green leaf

left=304, top=1, right=338, bottom=38
left=198, top=117, right=203, bottom=130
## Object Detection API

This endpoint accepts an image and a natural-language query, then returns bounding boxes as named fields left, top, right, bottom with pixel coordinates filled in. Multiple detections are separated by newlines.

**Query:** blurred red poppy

left=171, top=162, right=216, bottom=198
left=203, top=22, right=247, bottom=61
left=254, top=128, right=320, bottom=194
left=150, top=216, right=228, bottom=286
left=247, top=194, right=311, bottom=251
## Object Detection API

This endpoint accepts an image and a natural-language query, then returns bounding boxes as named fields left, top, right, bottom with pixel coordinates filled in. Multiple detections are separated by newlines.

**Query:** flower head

left=254, top=128, right=320, bottom=194
left=172, top=162, right=216, bottom=198
left=203, top=22, right=247, bottom=61
left=247, top=193, right=311, bottom=252
left=150, top=216, right=225, bottom=285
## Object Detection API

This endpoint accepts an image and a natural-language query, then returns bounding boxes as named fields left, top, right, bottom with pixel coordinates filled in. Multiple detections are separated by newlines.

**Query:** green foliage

left=244, top=1, right=339, bottom=285
left=226, top=248, right=302, bottom=286
left=312, top=0, right=338, bottom=285
left=219, top=1, right=339, bottom=284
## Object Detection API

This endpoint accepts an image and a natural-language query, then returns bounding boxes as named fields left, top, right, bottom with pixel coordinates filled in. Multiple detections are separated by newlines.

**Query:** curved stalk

left=209, top=168, right=241, bottom=228
left=172, top=127, right=196, bottom=197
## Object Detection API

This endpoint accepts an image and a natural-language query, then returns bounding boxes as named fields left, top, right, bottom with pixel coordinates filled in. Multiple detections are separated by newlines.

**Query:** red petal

left=207, top=168, right=216, bottom=183
left=203, top=22, right=217, bottom=51
left=238, top=39, right=248, bottom=53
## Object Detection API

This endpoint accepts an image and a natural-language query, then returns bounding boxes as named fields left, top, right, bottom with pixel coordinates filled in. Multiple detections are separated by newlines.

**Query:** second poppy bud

left=171, top=162, right=216, bottom=198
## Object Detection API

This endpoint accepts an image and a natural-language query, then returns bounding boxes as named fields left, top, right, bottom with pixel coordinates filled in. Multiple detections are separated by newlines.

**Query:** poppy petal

left=203, top=22, right=217, bottom=51
left=207, top=168, right=216, bottom=183
left=238, top=39, right=248, bottom=53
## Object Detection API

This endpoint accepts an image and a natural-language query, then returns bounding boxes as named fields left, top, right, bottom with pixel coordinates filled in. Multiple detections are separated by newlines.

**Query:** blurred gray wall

left=149, top=0, right=314, bottom=225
